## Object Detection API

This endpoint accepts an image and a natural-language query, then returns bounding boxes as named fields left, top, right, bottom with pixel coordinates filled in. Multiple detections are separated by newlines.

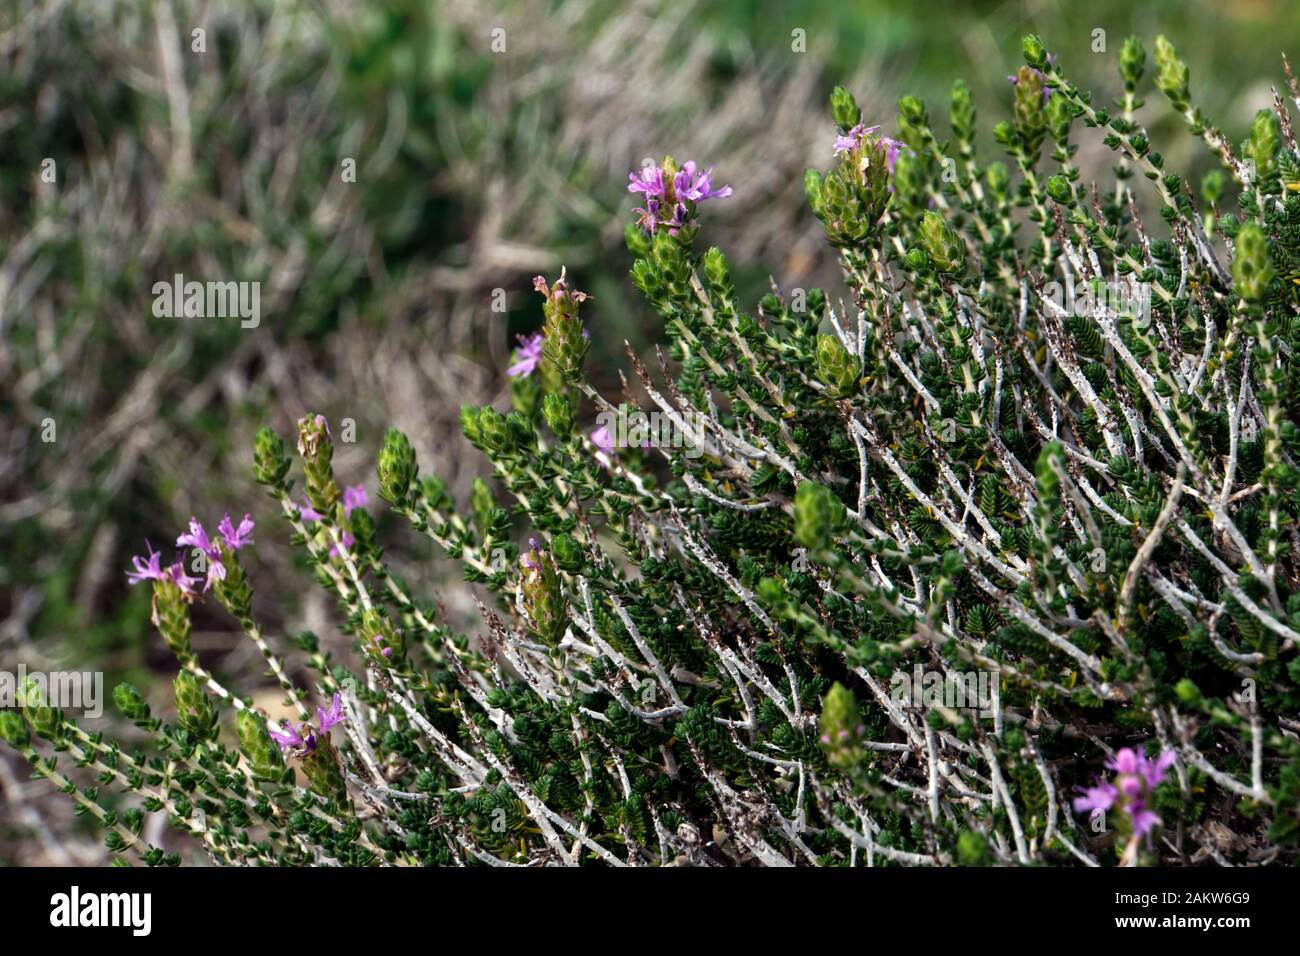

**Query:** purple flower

left=268, top=722, right=304, bottom=750
left=880, top=137, right=907, bottom=175
left=1142, top=749, right=1177, bottom=789
left=1072, top=781, right=1118, bottom=814
left=176, top=519, right=225, bottom=591
left=299, top=485, right=367, bottom=527
left=328, top=531, right=356, bottom=558
left=633, top=198, right=661, bottom=235
left=1129, top=805, right=1161, bottom=838
left=1107, top=746, right=1176, bottom=796
left=628, top=159, right=731, bottom=234
left=342, top=485, right=368, bottom=514
left=1008, top=55, right=1056, bottom=102
left=664, top=202, right=690, bottom=236
left=627, top=164, right=666, bottom=199
left=673, top=161, right=732, bottom=201
left=127, top=541, right=165, bottom=585
left=591, top=424, right=616, bottom=454
left=1074, top=744, right=1176, bottom=846
left=520, top=536, right=544, bottom=573
left=317, top=693, right=347, bottom=734
left=833, top=123, right=880, bottom=156
left=269, top=721, right=316, bottom=755
left=507, top=332, right=544, bottom=378
left=176, top=519, right=213, bottom=554
left=163, top=561, right=201, bottom=598
left=834, top=124, right=908, bottom=175
left=533, top=270, right=588, bottom=308
left=218, top=513, right=254, bottom=550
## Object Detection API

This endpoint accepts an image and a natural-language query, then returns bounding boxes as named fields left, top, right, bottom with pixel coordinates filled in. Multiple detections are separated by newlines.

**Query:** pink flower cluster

left=1073, top=745, right=1176, bottom=840
left=508, top=332, right=544, bottom=378
left=268, top=693, right=347, bottom=756
left=628, top=159, right=731, bottom=235
left=127, top=513, right=255, bottom=596
left=299, top=484, right=368, bottom=555
left=832, top=123, right=908, bottom=175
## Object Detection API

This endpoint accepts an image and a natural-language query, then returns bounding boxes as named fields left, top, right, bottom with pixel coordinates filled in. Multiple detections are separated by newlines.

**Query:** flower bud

left=252, top=427, right=291, bottom=490
left=0, top=712, right=28, bottom=749
left=919, top=210, right=966, bottom=275
left=703, top=247, right=733, bottom=299
left=890, top=149, right=927, bottom=211
left=1046, top=173, right=1073, bottom=204
left=757, top=576, right=786, bottom=603
left=1047, top=95, right=1073, bottom=146
left=301, top=733, right=348, bottom=804
left=794, top=480, right=842, bottom=552
left=957, top=830, right=992, bottom=866
left=814, top=139, right=892, bottom=248
left=505, top=411, right=534, bottom=452
left=1153, top=36, right=1189, bottom=108
left=350, top=506, right=377, bottom=554
left=470, top=478, right=495, bottom=532
left=818, top=682, right=865, bottom=771
left=1011, top=66, right=1047, bottom=152
left=237, top=709, right=286, bottom=780
left=815, top=334, right=860, bottom=397
left=361, top=608, right=404, bottom=662
left=19, top=678, right=63, bottom=742
left=476, top=407, right=513, bottom=454
left=536, top=270, right=590, bottom=386
left=1202, top=169, right=1226, bottom=206
left=551, top=532, right=584, bottom=572
left=377, top=428, right=419, bottom=505
left=543, top=391, right=575, bottom=441
left=173, top=671, right=217, bottom=739
left=950, top=80, right=976, bottom=142
left=1119, top=36, right=1145, bottom=88
left=152, top=578, right=193, bottom=661
left=212, top=543, right=253, bottom=620
left=1021, top=34, right=1047, bottom=70
left=297, top=414, right=340, bottom=516
left=1246, top=109, right=1281, bottom=184
left=804, top=168, right=825, bottom=217
left=986, top=162, right=1010, bottom=197
left=520, top=540, right=568, bottom=649
left=113, top=683, right=152, bottom=723
left=460, top=405, right=485, bottom=448
left=897, top=95, right=927, bottom=127
left=1233, top=223, right=1274, bottom=302
left=830, top=85, right=861, bottom=131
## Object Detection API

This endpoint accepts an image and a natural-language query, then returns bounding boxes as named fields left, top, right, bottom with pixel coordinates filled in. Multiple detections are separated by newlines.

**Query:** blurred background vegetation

left=2, top=0, right=1299, bottom=863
